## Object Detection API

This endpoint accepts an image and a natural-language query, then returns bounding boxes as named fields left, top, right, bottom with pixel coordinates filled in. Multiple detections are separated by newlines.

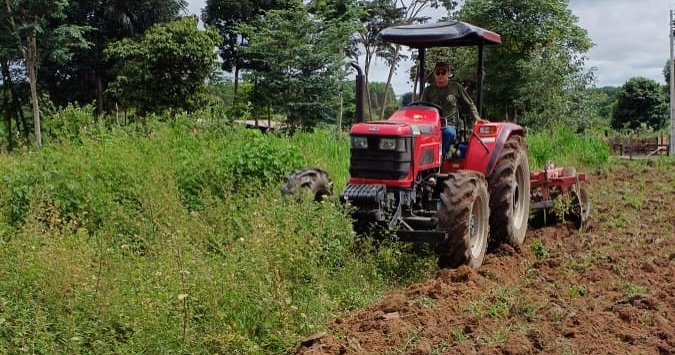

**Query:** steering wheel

left=408, top=101, right=444, bottom=118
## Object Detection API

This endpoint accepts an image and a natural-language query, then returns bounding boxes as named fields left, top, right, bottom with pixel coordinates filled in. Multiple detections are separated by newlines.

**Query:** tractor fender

left=461, top=123, right=524, bottom=176
left=484, top=123, right=524, bottom=176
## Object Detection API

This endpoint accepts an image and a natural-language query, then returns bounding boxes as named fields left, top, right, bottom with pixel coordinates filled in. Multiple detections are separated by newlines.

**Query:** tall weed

left=527, top=125, right=609, bottom=170
left=0, top=115, right=433, bottom=354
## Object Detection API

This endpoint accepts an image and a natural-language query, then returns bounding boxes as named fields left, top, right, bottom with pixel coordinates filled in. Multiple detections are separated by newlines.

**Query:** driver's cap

left=434, top=61, right=450, bottom=70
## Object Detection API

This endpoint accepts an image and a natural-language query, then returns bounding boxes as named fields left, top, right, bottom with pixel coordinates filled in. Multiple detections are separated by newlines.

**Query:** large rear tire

left=488, top=135, right=530, bottom=246
left=435, top=171, right=490, bottom=268
left=280, top=168, right=333, bottom=202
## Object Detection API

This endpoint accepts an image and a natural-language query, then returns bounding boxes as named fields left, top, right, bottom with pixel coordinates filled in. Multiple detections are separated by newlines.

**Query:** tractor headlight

left=379, top=138, right=406, bottom=151
left=351, top=136, right=368, bottom=149
left=379, top=138, right=396, bottom=150
left=479, top=125, right=497, bottom=136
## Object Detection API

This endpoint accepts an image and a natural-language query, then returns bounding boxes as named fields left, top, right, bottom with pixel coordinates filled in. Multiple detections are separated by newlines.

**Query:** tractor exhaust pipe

left=351, top=62, right=365, bottom=123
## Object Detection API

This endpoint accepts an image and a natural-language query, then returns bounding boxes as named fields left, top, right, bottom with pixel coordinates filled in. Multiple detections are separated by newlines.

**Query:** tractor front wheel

left=488, top=135, right=530, bottom=247
left=435, top=171, right=490, bottom=268
left=280, top=168, right=333, bottom=202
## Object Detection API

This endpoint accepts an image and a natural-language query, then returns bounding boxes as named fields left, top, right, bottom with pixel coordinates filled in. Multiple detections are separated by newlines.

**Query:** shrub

left=527, top=125, right=609, bottom=169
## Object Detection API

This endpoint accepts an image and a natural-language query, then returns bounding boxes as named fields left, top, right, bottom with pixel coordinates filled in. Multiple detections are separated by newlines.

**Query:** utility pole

left=670, top=10, right=675, bottom=155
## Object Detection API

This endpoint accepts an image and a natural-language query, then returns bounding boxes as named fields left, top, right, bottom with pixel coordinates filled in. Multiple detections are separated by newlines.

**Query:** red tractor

left=283, top=21, right=589, bottom=268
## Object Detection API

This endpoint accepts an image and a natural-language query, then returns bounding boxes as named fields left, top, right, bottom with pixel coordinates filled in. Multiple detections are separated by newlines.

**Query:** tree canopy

left=0, top=0, right=646, bottom=150
left=612, top=77, right=668, bottom=131
left=202, top=0, right=294, bottom=74
left=457, top=0, right=593, bottom=128
left=39, top=0, right=187, bottom=114
left=2, top=0, right=92, bottom=147
left=0, top=0, right=189, bottom=150
left=238, top=0, right=354, bottom=128
left=104, top=17, right=221, bottom=115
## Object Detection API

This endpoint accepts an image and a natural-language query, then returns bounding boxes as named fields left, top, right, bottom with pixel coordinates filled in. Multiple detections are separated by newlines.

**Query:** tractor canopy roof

left=378, top=21, right=501, bottom=48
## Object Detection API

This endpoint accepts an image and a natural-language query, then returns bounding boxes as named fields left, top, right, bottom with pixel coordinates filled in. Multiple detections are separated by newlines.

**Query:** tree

left=457, top=0, right=593, bottom=128
left=612, top=77, right=667, bottom=131
left=347, top=0, right=455, bottom=118
left=202, top=0, right=294, bottom=113
left=589, top=86, right=619, bottom=119
left=346, top=0, right=403, bottom=119
left=3, top=0, right=93, bottom=148
left=664, top=59, right=672, bottom=85
left=39, top=0, right=187, bottom=116
left=400, top=91, right=413, bottom=106
left=0, top=58, right=30, bottom=150
left=239, top=1, right=352, bottom=128
left=104, top=16, right=221, bottom=115
left=663, top=59, right=673, bottom=101
left=368, top=82, right=398, bottom=118
left=0, top=5, right=28, bottom=150
left=377, top=0, right=456, bottom=119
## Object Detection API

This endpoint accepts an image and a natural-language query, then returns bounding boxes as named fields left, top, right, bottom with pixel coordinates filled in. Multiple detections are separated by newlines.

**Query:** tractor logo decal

left=369, top=126, right=379, bottom=132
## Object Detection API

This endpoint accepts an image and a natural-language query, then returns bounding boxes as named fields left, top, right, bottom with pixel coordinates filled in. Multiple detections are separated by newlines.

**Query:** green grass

left=0, top=115, right=435, bottom=354
left=566, top=285, right=588, bottom=299
left=526, top=125, right=610, bottom=170
left=530, top=239, right=549, bottom=259
left=476, top=329, right=509, bottom=347
left=452, top=330, right=467, bottom=343
left=466, top=286, right=539, bottom=321
left=621, top=283, right=647, bottom=302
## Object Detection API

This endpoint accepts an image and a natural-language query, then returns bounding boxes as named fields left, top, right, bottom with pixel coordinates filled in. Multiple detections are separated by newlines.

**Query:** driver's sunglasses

left=435, top=69, right=447, bottom=76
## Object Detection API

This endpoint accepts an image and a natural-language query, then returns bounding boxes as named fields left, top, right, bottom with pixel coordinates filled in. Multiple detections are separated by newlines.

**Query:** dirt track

left=295, top=162, right=675, bottom=355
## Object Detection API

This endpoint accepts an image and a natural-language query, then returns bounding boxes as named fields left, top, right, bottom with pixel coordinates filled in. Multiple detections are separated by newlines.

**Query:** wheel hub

left=469, top=198, right=485, bottom=259
left=512, top=164, right=526, bottom=229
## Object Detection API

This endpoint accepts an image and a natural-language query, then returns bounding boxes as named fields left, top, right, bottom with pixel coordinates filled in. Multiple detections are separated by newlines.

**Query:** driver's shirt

left=421, top=82, right=480, bottom=128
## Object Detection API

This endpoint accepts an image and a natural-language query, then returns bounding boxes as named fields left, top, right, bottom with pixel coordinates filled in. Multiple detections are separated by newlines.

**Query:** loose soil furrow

left=295, top=162, right=675, bottom=355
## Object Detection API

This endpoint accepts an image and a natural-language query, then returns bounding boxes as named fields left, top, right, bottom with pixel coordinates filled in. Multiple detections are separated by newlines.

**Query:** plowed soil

left=295, top=161, right=675, bottom=355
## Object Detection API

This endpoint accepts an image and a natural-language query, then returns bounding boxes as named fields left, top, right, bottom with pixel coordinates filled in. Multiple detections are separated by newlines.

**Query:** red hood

left=350, top=106, right=441, bottom=136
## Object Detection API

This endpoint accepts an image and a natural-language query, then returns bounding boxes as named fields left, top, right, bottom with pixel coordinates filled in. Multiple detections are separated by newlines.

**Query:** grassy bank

left=0, top=115, right=435, bottom=354
left=526, top=125, right=610, bottom=170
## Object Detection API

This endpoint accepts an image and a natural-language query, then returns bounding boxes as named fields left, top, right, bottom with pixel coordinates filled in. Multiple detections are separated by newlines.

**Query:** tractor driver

left=421, top=61, right=481, bottom=159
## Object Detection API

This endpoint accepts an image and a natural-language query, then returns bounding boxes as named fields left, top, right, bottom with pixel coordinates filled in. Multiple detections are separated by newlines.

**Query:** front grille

left=350, top=136, right=412, bottom=180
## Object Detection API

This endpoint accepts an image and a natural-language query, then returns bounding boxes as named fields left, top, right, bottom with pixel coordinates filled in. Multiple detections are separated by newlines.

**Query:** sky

left=186, top=0, right=673, bottom=95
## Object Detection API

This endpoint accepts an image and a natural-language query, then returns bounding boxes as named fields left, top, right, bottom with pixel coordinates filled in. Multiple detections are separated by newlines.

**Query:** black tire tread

left=435, top=171, right=489, bottom=268
left=280, top=168, right=333, bottom=201
left=488, top=135, right=530, bottom=246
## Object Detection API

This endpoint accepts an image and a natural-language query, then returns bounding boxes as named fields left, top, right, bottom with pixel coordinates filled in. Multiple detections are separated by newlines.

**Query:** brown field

left=295, top=160, right=675, bottom=355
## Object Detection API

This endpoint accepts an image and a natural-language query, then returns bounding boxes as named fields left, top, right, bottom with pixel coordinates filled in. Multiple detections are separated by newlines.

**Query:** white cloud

left=569, top=0, right=671, bottom=87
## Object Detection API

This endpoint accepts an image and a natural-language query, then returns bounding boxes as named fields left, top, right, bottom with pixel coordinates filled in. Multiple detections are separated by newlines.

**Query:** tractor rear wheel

left=280, top=168, right=333, bottom=202
left=435, top=171, right=490, bottom=268
left=488, top=135, right=530, bottom=246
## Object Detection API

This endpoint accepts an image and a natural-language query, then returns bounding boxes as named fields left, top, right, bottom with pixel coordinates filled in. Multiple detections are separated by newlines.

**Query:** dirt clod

left=300, top=332, right=327, bottom=348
